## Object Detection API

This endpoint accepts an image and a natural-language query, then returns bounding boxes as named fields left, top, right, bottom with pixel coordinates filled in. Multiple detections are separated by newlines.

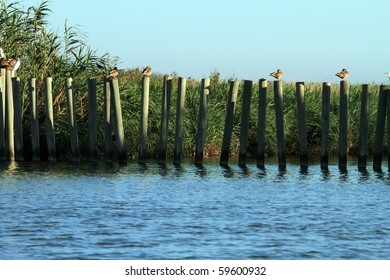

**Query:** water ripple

left=1, top=161, right=390, bottom=259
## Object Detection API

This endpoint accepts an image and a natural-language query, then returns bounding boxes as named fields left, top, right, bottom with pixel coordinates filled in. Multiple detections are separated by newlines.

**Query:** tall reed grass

left=1, top=0, right=114, bottom=160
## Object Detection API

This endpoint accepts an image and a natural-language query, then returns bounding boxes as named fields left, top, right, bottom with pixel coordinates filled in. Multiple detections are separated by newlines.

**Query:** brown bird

left=335, top=68, right=349, bottom=80
left=109, top=67, right=119, bottom=78
left=1, top=55, right=17, bottom=71
left=269, top=69, right=283, bottom=80
left=8, top=56, right=20, bottom=71
left=142, top=66, right=152, bottom=77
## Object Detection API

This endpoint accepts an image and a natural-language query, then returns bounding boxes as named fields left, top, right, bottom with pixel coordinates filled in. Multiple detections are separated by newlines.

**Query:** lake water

left=1, top=159, right=390, bottom=260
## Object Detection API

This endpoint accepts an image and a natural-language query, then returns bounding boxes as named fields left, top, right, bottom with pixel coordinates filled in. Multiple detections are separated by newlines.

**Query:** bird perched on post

left=335, top=68, right=349, bottom=80
left=109, top=67, right=119, bottom=79
left=269, top=69, right=283, bottom=80
left=0, top=54, right=20, bottom=72
left=9, top=56, right=20, bottom=72
left=385, top=72, right=390, bottom=81
left=142, top=66, right=152, bottom=77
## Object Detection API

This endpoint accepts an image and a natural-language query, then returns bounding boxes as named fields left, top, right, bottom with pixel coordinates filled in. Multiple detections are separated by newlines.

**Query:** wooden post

left=321, top=82, right=331, bottom=170
left=296, top=82, right=308, bottom=170
left=386, top=89, right=390, bottom=172
left=358, top=84, right=369, bottom=171
left=339, top=80, right=349, bottom=171
left=238, top=80, right=253, bottom=167
left=65, top=78, right=80, bottom=162
left=373, top=85, right=387, bottom=172
left=139, top=76, right=150, bottom=164
left=0, top=69, right=6, bottom=161
left=6, top=70, right=14, bottom=161
left=104, top=77, right=113, bottom=164
left=44, top=77, right=56, bottom=162
left=158, top=75, right=172, bottom=164
left=173, top=77, right=187, bottom=165
left=257, top=79, right=267, bottom=169
left=12, top=77, right=23, bottom=162
left=194, top=78, right=210, bottom=165
left=88, top=77, right=98, bottom=162
left=110, top=78, right=127, bottom=164
left=220, top=80, right=239, bottom=166
left=29, top=78, right=40, bottom=161
left=274, top=80, right=286, bottom=170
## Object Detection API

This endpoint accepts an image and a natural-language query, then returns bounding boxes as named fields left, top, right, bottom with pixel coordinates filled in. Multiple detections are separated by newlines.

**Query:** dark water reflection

left=1, top=159, right=390, bottom=260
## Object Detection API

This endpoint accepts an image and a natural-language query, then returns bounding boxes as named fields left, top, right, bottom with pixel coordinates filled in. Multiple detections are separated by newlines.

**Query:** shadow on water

left=256, top=168, right=267, bottom=180
left=358, top=168, right=370, bottom=183
left=219, top=163, right=252, bottom=178
left=298, top=167, right=309, bottom=180
left=158, top=163, right=169, bottom=177
left=275, top=168, right=287, bottom=182
left=238, top=165, right=251, bottom=177
left=221, top=164, right=234, bottom=178
left=321, top=168, right=331, bottom=181
left=173, top=163, right=184, bottom=173
left=194, top=163, right=207, bottom=178
left=338, top=169, right=349, bottom=182
left=372, top=170, right=390, bottom=185
left=137, top=163, right=149, bottom=174
left=2, top=158, right=390, bottom=187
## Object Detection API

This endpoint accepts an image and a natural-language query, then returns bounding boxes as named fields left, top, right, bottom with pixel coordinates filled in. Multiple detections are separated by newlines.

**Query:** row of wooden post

left=0, top=68, right=20, bottom=162
left=1, top=69, right=390, bottom=171
left=220, top=80, right=388, bottom=172
left=140, top=76, right=390, bottom=172
left=0, top=70, right=126, bottom=164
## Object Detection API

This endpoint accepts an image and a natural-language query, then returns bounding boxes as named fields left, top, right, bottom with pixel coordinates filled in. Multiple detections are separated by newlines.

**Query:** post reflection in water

left=0, top=160, right=390, bottom=260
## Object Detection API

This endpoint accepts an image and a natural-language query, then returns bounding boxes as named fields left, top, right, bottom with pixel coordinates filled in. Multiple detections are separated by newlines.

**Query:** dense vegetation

left=0, top=0, right=115, bottom=160
left=0, top=0, right=386, bottom=161
left=117, top=73, right=384, bottom=161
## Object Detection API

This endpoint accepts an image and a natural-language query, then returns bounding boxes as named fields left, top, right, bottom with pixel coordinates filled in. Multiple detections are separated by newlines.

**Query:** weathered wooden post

left=386, top=89, right=390, bottom=172
left=296, top=82, right=308, bottom=170
left=88, top=77, right=98, bottom=162
left=321, top=82, right=331, bottom=170
left=339, top=80, right=349, bottom=171
left=29, top=78, right=40, bottom=161
left=65, top=78, right=80, bottom=162
left=238, top=80, right=253, bottom=167
left=158, top=75, right=172, bottom=164
left=0, top=69, right=6, bottom=161
left=12, top=77, right=23, bottom=162
left=139, top=75, right=150, bottom=164
left=44, top=77, right=56, bottom=162
left=110, top=78, right=127, bottom=164
left=220, top=80, right=239, bottom=166
left=6, top=70, right=14, bottom=161
left=173, top=77, right=187, bottom=165
left=194, top=78, right=210, bottom=165
left=257, top=79, right=267, bottom=169
left=358, top=84, right=369, bottom=171
left=274, top=80, right=286, bottom=170
left=104, top=77, right=113, bottom=163
left=373, top=85, right=387, bottom=172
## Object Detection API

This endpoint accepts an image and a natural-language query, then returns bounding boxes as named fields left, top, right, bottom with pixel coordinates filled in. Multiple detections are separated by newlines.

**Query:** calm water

left=1, top=159, right=390, bottom=260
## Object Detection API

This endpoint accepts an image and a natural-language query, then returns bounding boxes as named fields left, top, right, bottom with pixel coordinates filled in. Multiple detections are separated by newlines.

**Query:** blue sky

left=22, top=0, right=389, bottom=83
